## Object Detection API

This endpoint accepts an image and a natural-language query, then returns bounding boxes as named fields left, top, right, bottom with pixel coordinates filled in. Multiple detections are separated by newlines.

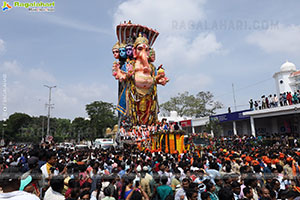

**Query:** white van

left=94, top=138, right=116, bottom=149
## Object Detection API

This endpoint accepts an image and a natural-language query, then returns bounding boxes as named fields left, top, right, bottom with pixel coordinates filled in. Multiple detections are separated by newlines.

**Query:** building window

left=280, top=80, right=283, bottom=84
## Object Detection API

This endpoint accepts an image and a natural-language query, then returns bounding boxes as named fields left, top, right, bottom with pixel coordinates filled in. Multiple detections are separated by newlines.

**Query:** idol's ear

left=133, top=48, right=137, bottom=58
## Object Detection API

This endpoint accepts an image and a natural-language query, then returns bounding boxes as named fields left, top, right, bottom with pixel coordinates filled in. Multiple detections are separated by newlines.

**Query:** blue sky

left=1, top=0, right=300, bottom=120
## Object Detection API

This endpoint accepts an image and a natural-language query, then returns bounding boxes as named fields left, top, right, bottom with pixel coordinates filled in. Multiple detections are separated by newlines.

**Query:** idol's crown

left=134, top=33, right=149, bottom=48
left=112, top=41, right=120, bottom=50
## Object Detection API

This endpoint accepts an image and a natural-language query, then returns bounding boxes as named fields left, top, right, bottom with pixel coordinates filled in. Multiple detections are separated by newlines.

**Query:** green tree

left=54, top=118, right=71, bottom=142
left=160, top=91, right=222, bottom=117
left=86, top=101, right=117, bottom=138
left=71, top=117, right=90, bottom=141
left=5, top=113, right=32, bottom=141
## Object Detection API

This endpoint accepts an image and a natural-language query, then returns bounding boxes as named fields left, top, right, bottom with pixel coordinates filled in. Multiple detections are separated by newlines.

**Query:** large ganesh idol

left=112, top=21, right=169, bottom=125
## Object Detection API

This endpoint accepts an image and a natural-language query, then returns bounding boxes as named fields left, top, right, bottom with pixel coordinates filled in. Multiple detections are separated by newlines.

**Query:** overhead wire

left=214, top=77, right=273, bottom=99
left=214, top=77, right=273, bottom=112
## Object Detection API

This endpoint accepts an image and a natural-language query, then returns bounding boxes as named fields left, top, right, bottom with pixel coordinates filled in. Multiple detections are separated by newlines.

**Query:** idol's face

left=135, top=44, right=149, bottom=59
left=126, top=45, right=133, bottom=57
left=112, top=48, right=119, bottom=59
left=150, top=51, right=155, bottom=62
left=119, top=47, right=127, bottom=59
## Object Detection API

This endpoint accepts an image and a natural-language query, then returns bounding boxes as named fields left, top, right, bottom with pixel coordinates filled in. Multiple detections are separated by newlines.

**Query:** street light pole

left=44, top=85, right=56, bottom=139
left=41, top=115, right=45, bottom=142
left=232, top=83, right=237, bottom=111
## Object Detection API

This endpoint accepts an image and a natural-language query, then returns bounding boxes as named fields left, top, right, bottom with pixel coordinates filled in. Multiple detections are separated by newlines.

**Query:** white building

left=273, top=61, right=300, bottom=95
left=158, top=111, right=191, bottom=123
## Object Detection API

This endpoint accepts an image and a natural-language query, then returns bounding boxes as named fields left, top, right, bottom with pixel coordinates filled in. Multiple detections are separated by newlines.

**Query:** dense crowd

left=1, top=136, right=300, bottom=200
left=118, top=119, right=182, bottom=140
left=249, top=90, right=300, bottom=110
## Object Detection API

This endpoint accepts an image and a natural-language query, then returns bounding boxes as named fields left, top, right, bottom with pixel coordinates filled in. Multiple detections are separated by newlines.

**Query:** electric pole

left=44, top=85, right=56, bottom=139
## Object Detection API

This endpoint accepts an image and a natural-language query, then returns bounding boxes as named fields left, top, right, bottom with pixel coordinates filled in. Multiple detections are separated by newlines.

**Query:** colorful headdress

left=126, top=37, right=134, bottom=46
left=134, top=33, right=149, bottom=48
left=116, top=21, right=159, bottom=47
left=112, top=41, right=120, bottom=50
left=119, top=41, right=126, bottom=48
left=149, top=48, right=155, bottom=56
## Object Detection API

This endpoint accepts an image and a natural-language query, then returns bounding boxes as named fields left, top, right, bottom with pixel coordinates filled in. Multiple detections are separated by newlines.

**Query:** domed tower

left=273, top=61, right=297, bottom=95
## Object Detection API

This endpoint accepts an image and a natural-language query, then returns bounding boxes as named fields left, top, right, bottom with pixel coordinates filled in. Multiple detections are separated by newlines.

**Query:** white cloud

left=8, top=82, right=114, bottom=120
left=51, top=84, right=116, bottom=119
left=0, top=61, right=57, bottom=83
left=170, top=73, right=213, bottom=94
left=247, top=24, right=300, bottom=54
left=51, top=88, right=80, bottom=117
left=157, top=73, right=213, bottom=105
left=66, top=83, right=114, bottom=101
left=114, top=0, right=206, bottom=34
left=156, top=33, right=222, bottom=69
left=40, top=14, right=111, bottom=35
left=0, top=39, right=5, bottom=54
left=173, top=73, right=213, bottom=93
left=0, top=60, right=22, bottom=75
left=28, top=68, right=57, bottom=84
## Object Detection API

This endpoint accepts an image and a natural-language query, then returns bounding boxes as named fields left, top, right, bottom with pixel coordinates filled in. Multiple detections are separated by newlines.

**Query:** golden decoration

left=134, top=33, right=149, bottom=48
left=119, top=41, right=126, bottom=48
left=112, top=42, right=120, bottom=50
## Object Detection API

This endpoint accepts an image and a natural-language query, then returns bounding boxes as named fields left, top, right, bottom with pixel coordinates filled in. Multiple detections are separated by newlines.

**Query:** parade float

left=111, top=21, right=186, bottom=153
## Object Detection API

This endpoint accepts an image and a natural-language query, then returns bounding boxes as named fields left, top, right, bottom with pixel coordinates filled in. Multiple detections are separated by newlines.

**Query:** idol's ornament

left=112, top=21, right=169, bottom=125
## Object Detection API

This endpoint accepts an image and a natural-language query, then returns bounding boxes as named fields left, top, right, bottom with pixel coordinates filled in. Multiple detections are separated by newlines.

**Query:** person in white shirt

left=44, top=175, right=65, bottom=200
left=274, top=94, right=279, bottom=107
left=174, top=178, right=190, bottom=200
left=0, top=167, right=39, bottom=200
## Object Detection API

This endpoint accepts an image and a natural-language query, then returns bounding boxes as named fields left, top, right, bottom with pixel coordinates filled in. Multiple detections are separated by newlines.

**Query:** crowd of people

left=1, top=136, right=300, bottom=200
left=119, top=119, right=182, bottom=140
left=249, top=91, right=300, bottom=110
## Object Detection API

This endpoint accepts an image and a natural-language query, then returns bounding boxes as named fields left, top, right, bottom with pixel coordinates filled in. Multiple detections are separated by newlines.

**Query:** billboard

left=180, top=119, right=192, bottom=127
left=210, top=109, right=251, bottom=123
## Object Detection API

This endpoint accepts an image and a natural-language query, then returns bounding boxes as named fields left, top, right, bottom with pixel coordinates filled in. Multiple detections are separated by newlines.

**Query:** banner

left=210, top=109, right=251, bottom=123
left=169, top=134, right=175, bottom=154
left=159, top=134, right=164, bottom=150
left=165, top=134, right=169, bottom=153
